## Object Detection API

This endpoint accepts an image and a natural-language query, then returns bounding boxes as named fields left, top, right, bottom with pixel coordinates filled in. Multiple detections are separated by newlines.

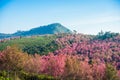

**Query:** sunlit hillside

left=0, top=32, right=120, bottom=80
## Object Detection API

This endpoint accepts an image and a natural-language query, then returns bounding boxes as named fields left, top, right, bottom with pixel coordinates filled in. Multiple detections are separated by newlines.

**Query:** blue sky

left=0, top=0, right=120, bottom=34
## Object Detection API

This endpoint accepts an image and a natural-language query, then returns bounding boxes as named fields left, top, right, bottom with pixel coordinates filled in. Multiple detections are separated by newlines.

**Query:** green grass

left=0, top=35, right=58, bottom=55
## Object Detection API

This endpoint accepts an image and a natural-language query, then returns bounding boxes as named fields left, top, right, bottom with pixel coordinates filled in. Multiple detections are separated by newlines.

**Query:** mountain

left=0, top=23, right=72, bottom=39
left=0, top=33, right=11, bottom=39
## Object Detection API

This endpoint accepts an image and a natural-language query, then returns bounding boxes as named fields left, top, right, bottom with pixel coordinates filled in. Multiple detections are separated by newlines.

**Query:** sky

left=0, top=0, right=120, bottom=34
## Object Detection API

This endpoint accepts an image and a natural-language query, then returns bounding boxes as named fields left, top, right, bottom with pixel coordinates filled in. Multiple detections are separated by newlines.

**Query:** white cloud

left=70, top=16, right=120, bottom=26
left=68, top=16, right=120, bottom=35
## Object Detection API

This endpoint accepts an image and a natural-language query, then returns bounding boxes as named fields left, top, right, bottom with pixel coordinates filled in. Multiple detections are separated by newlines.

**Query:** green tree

left=104, top=64, right=119, bottom=80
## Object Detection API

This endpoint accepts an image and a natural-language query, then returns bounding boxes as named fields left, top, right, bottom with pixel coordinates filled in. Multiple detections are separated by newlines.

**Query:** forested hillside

left=0, top=23, right=72, bottom=39
left=0, top=32, right=120, bottom=80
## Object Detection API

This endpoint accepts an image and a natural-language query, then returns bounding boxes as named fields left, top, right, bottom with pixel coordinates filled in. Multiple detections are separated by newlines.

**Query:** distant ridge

left=0, top=23, right=72, bottom=39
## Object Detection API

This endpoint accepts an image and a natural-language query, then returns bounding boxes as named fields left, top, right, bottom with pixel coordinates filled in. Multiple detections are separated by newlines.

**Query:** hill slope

left=0, top=23, right=72, bottom=39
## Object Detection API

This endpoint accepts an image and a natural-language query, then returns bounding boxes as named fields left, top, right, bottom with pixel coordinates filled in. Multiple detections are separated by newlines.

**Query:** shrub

left=104, top=64, right=119, bottom=80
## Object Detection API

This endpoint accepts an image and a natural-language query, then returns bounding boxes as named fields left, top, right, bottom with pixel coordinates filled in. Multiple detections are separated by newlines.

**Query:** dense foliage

left=0, top=32, right=120, bottom=80
left=0, top=35, right=58, bottom=55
